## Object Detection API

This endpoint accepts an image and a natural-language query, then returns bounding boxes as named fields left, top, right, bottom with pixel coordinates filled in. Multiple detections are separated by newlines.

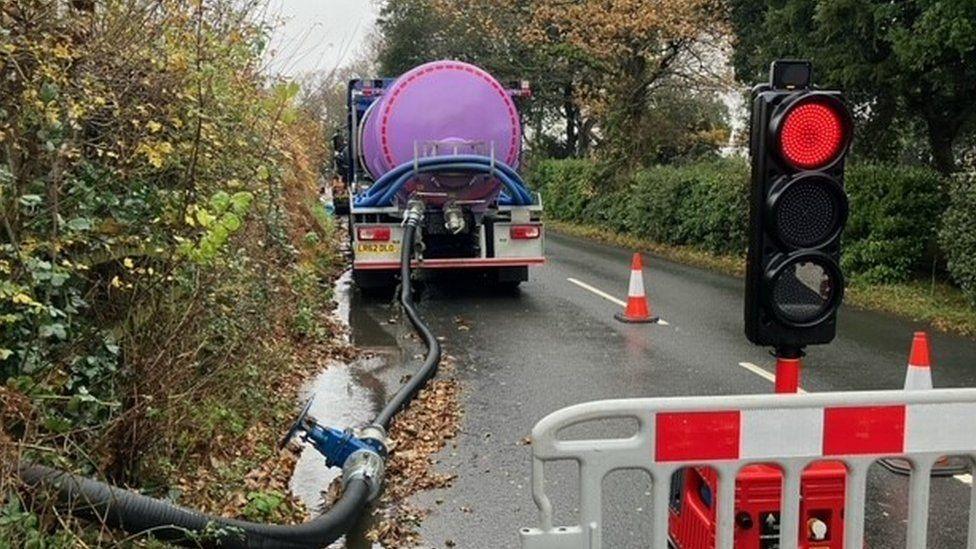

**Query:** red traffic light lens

left=778, top=101, right=849, bottom=170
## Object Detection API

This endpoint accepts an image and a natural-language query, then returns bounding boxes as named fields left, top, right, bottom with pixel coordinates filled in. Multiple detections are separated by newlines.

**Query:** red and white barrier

left=521, top=388, right=976, bottom=549
left=654, top=401, right=976, bottom=463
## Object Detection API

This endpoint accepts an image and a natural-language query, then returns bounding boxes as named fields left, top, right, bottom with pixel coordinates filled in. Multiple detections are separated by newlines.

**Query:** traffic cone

left=904, top=331, right=933, bottom=390
left=883, top=331, right=967, bottom=476
left=614, top=253, right=658, bottom=324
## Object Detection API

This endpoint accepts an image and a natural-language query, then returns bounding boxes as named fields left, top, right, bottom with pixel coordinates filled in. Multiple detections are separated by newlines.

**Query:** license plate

left=356, top=243, right=398, bottom=254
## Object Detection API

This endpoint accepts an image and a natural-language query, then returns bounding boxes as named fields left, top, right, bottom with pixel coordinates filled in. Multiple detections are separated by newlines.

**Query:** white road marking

left=567, top=277, right=668, bottom=325
left=568, top=277, right=626, bottom=306
left=738, top=362, right=808, bottom=394
left=954, top=473, right=973, bottom=486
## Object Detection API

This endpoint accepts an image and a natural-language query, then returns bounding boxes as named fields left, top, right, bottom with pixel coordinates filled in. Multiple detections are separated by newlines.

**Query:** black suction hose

left=18, top=464, right=369, bottom=549
left=373, top=210, right=441, bottom=429
left=18, top=207, right=442, bottom=548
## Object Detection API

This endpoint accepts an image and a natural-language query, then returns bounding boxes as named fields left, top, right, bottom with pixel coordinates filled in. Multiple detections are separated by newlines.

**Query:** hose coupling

left=404, top=199, right=425, bottom=226
left=443, top=202, right=466, bottom=234
left=343, top=449, right=386, bottom=502
left=355, top=423, right=389, bottom=450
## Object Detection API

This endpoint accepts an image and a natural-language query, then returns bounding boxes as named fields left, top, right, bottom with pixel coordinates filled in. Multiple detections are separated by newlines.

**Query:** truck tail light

left=510, top=225, right=541, bottom=240
left=357, top=226, right=391, bottom=241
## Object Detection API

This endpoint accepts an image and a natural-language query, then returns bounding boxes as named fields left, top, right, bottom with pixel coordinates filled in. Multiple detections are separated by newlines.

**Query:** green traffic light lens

left=768, top=254, right=844, bottom=327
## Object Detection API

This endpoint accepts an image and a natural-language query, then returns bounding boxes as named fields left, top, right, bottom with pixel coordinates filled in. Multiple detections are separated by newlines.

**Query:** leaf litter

left=366, top=353, right=462, bottom=547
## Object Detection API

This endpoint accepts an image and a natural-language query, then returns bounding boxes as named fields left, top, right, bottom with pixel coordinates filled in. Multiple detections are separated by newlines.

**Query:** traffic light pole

left=774, top=346, right=804, bottom=394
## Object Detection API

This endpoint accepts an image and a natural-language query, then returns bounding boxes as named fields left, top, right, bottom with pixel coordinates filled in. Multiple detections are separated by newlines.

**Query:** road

left=347, top=230, right=976, bottom=548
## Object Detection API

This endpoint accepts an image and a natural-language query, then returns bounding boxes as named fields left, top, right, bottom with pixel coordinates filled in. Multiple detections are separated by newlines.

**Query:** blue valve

left=281, top=399, right=387, bottom=469
left=303, top=424, right=386, bottom=468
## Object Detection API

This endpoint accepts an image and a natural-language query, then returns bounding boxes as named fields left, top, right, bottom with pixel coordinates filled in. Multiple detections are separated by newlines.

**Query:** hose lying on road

left=374, top=203, right=441, bottom=429
left=19, top=205, right=440, bottom=548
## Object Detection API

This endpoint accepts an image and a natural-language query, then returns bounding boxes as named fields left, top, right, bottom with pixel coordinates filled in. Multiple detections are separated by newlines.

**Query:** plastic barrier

left=519, top=388, right=976, bottom=549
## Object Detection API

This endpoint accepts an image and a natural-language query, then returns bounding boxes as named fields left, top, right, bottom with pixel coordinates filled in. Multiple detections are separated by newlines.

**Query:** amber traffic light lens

left=769, top=175, right=847, bottom=249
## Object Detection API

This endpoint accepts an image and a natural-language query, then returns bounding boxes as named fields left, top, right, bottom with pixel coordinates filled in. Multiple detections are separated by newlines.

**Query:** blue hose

left=355, top=155, right=533, bottom=207
left=371, top=163, right=531, bottom=207
left=358, top=156, right=531, bottom=206
left=363, top=155, right=526, bottom=197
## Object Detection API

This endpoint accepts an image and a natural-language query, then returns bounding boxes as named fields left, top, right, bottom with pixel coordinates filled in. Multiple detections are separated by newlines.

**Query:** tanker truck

left=336, top=60, right=543, bottom=290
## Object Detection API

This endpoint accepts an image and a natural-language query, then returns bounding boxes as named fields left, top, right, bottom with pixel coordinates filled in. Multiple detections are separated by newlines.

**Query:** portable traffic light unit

left=744, top=60, right=853, bottom=351
left=669, top=464, right=845, bottom=548
left=669, top=61, right=853, bottom=549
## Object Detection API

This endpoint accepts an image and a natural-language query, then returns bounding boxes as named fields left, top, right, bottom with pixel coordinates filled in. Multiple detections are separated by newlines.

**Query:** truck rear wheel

left=492, top=267, right=527, bottom=290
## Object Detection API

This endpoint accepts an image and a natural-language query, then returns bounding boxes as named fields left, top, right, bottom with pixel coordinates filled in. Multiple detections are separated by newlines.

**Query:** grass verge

left=550, top=220, right=976, bottom=337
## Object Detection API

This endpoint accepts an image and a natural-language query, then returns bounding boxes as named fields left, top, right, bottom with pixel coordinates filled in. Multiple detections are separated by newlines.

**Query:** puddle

left=336, top=269, right=400, bottom=349
left=288, top=270, right=400, bottom=546
left=288, top=357, right=387, bottom=510
left=334, top=270, right=353, bottom=339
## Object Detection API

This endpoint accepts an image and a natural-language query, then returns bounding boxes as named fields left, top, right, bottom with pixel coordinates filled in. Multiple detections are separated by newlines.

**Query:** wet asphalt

left=345, top=231, right=976, bottom=548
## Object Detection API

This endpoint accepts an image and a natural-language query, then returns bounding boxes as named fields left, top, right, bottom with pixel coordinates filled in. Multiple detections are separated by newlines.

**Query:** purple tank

left=360, top=60, right=521, bottom=207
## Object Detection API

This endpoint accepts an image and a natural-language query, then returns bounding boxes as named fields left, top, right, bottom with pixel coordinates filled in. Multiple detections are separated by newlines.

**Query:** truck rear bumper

left=353, top=257, right=545, bottom=271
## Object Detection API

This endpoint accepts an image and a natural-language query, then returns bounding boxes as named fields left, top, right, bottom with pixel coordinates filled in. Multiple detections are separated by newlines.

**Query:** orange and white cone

left=884, top=330, right=967, bottom=476
left=904, top=331, right=933, bottom=390
left=614, top=253, right=658, bottom=324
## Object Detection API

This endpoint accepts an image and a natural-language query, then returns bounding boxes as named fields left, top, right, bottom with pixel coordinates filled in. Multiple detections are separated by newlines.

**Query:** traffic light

left=745, top=60, right=853, bottom=350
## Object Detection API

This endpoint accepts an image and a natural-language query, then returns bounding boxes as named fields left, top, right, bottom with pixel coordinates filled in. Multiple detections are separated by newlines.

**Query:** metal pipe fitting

left=342, top=450, right=386, bottom=502
left=356, top=423, right=390, bottom=450
left=404, top=199, right=425, bottom=226
left=444, top=202, right=466, bottom=234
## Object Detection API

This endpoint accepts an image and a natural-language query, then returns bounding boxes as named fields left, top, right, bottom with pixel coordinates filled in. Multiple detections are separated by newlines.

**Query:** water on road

left=350, top=231, right=976, bottom=548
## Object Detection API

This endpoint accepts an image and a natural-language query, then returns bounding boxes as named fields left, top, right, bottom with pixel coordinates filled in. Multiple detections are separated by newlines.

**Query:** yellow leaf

left=123, top=257, right=134, bottom=269
left=11, top=293, right=40, bottom=306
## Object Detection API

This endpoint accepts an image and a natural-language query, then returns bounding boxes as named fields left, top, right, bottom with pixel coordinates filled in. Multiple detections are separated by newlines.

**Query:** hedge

left=941, top=176, right=976, bottom=306
left=843, top=164, right=944, bottom=283
left=529, top=158, right=946, bottom=283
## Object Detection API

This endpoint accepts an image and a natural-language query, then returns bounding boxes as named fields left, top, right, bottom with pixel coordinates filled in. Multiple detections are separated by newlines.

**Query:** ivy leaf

left=39, top=323, right=67, bottom=340
left=43, top=415, right=73, bottom=434
left=195, top=208, right=215, bottom=228
left=220, top=212, right=241, bottom=232
left=66, top=217, right=92, bottom=232
left=39, top=82, right=60, bottom=103
left=49, top=271, right=69, bottom=288
left=230, top=191, right=253, bottom=215
left=210, top=191, right=231, bottom=212
left=18, top=195, right=42, bottom=207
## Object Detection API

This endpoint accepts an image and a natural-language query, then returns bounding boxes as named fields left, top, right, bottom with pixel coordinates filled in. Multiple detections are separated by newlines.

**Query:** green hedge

left=529, top=158, right=946, bottom=283
left=843, top=164, right=944, bottom=283
left=941, top=176, right=976, bottom=306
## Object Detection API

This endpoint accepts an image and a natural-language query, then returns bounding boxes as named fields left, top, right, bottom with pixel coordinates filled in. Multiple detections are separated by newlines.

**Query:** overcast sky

left=265, top=0, right=380, bottom=77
